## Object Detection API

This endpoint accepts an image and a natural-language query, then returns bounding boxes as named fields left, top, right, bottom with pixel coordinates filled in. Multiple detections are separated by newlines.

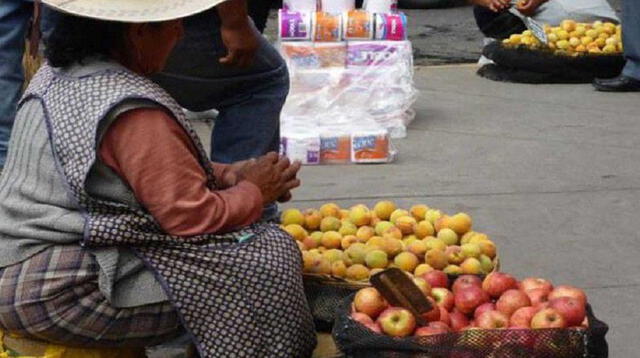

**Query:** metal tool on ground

left=509, top=0, right=548, bottom=44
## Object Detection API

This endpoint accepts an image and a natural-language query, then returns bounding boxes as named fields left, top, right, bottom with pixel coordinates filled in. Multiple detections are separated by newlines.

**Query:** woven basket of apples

left=281, top=202, right=500, bottom=330
left=333, top=272, right=608, bottom=358
left=482, top=20, right=626, bottom=83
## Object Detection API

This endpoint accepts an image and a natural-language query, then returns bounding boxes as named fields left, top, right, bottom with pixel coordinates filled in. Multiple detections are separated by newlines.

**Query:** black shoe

left=593, top=75, right=640, bottom=92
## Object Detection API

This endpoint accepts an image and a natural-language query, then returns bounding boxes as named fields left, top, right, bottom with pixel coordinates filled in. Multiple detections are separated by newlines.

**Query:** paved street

left=247, top=3, right=635, bottom=356
left=282, top=65, right=638, bottom=357
left=194, top=63, right=639, bottom=357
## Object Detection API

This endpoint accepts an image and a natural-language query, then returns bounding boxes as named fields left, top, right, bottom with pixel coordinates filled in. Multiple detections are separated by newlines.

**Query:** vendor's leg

left=0, top=0, right=31, bottom=169
left=0, top=246, right=182, bottom=347
left=248, top=0, right=273, bottom=33
left=593, top=0, right=640, bottom=91
left=622, top=0, right=640, bottom=81
left=473, top=6, right=527, bottom=39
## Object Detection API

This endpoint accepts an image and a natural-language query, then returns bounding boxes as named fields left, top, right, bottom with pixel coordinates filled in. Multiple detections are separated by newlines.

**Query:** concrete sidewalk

left=283, top=65, right=639, bottom=357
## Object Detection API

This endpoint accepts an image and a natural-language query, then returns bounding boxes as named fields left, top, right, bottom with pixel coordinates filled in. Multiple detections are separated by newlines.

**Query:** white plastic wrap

left=277, top=8, right=416, bottom=165
left=279, top=40, right=417, bottom=142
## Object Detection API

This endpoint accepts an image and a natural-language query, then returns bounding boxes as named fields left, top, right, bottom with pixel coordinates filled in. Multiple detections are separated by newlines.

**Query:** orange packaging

left=313, top=12, right=343, bottom=42
left=351, top=131, right=389, bottom=163
left=343, top=10, right=374, bottom=40
left=320, top=133, right=351, bottom=164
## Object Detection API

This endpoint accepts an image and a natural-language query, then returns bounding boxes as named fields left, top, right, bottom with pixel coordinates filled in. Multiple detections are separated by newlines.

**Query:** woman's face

left=125, top=19, right=184, bottom=75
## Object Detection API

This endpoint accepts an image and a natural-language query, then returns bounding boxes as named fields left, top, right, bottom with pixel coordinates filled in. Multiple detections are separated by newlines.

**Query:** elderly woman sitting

left=0, top=0, right=315, bottom=357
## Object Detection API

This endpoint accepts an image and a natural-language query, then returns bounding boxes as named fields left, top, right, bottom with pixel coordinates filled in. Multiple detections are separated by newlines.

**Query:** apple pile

left=502, top=20, right=622, bottom=56
left=281, top=201, right=499, bottom=281
left=349, top=271, right=589, bottom=338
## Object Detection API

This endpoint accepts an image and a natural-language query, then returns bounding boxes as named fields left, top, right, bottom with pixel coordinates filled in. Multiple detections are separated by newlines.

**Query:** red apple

left=439, top=306, right=451, bottom=326
left=454, top=286, right=489, bottom=315
left=422, top=270, right=449, bottom=289
left=519, top=277, right=553, bottom=295
left=452, top=275, right=483, bottom=295
left=473, top=302, right=496, bottom=320
left=377, top=307, right=417, bottom=337
left=354, top=287, right=388, bottom=319
left=525, top=288, right=549, bottom=306
left=549, top=297, right=586, bottom=327
left=476, top=310, right=510, bottom=329
left=364, top=322, right=382, bottom=334
left=351, top=312, right=374, bottom=326
left=415, top=322, right=450, bottom=336
left=496, top=289, right=531, bottom=317
left=421, top=297, right=441, bottom=322
left=509, top=306, right=537, bottom=328
left=548, top=285, right=587, bottom=307
left=431, top=287, right=455, bottom=311
left=449, top=310, right=470, bottom=332
left=531, top=308, right=567, bottom=329
left=534, top=301, right=550, bottom=312
left=482, top=272, right=518, bottom=298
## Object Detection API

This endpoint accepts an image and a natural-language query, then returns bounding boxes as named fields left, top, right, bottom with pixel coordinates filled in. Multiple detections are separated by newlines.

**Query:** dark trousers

left=622, top=0, right=640, bottom=80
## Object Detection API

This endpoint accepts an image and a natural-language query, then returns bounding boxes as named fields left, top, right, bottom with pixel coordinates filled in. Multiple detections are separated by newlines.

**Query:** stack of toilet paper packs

left=278, top=0, right=418, bottom=165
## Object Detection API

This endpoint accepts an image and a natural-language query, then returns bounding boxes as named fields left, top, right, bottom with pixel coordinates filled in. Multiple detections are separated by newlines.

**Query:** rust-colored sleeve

left=98, top=108, right=263, bottom=236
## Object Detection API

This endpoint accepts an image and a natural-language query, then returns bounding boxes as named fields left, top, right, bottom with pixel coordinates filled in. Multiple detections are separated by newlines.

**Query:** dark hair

left=44, top=13, right=127, bottom=68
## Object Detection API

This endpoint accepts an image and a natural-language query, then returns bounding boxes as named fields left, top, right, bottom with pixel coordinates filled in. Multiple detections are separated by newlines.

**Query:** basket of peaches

left=333, top=272, right=608, bottom=358
left=280, top=201, right=500, bottom=330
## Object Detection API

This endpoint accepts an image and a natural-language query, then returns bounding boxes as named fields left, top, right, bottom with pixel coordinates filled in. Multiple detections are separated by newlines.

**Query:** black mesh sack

left=333, top=293, right=608, bottom=358
left=304, top=271, right=496, bottom=332
left=304, top=275, right=369, bottom=332
left=478, top=41, right=625, bottom=84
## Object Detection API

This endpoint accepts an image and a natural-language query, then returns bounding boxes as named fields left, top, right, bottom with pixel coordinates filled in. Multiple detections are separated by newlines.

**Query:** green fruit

left=365, top=250, right=389, bottom=269
left=320, top=216, right=341, bottom=232
left=437, top=228, right=459, bottom=246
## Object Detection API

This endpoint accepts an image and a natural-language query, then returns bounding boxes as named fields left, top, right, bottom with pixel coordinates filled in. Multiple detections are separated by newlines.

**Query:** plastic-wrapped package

left=279, top=40, right=417, bottom=144
left=278, top=14, right=417, bottom=164
left=313, top=12, right=343, bottom=41
left=280, top=42, right=347, bottom=70
left=351, top=125, right=390, bottom=164
left=374, top=13, right=408, bottom=41
left=319, top=125, right=352, bottom=164
left=280, top=122, right=322, bottom=165
left=279, top=10, right=313, bottom=40
left=343, top=10, right=375, bottom=40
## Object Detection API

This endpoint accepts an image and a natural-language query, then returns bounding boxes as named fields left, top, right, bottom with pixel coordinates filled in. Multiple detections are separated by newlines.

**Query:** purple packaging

left=374, top=13, right=407, bottom=41
left=279, top=10, right=312, bottom=40
left=346, top=41, right=409, bottom=67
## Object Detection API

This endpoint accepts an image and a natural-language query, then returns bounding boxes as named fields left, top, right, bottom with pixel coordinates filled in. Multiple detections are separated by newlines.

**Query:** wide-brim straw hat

left=42, top=0, right=227, bottom=23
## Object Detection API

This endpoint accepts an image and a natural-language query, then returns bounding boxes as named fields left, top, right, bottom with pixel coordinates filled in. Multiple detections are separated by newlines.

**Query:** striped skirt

left=0, top=245, right=182, bottom=347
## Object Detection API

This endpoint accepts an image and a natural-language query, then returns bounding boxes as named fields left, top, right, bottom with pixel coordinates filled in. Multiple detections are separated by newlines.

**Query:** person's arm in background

left=468, top=0, right=511, bottom=12
left=216, top=0, right=260, bottom=67
left=515, top=0, right=549, bottom=16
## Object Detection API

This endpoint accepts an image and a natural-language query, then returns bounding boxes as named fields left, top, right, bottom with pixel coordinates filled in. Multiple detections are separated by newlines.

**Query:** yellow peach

left=373, top=200, right=397, bottom=220
left=281, top=208, right=305, bottom=226
left=321, top=231, right=342, bottom=249
left=319, top=203, right=341, bottom=218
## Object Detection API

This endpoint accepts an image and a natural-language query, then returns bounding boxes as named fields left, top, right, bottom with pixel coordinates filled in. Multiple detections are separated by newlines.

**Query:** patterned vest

left=20, top=64, right=316, bottom=357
